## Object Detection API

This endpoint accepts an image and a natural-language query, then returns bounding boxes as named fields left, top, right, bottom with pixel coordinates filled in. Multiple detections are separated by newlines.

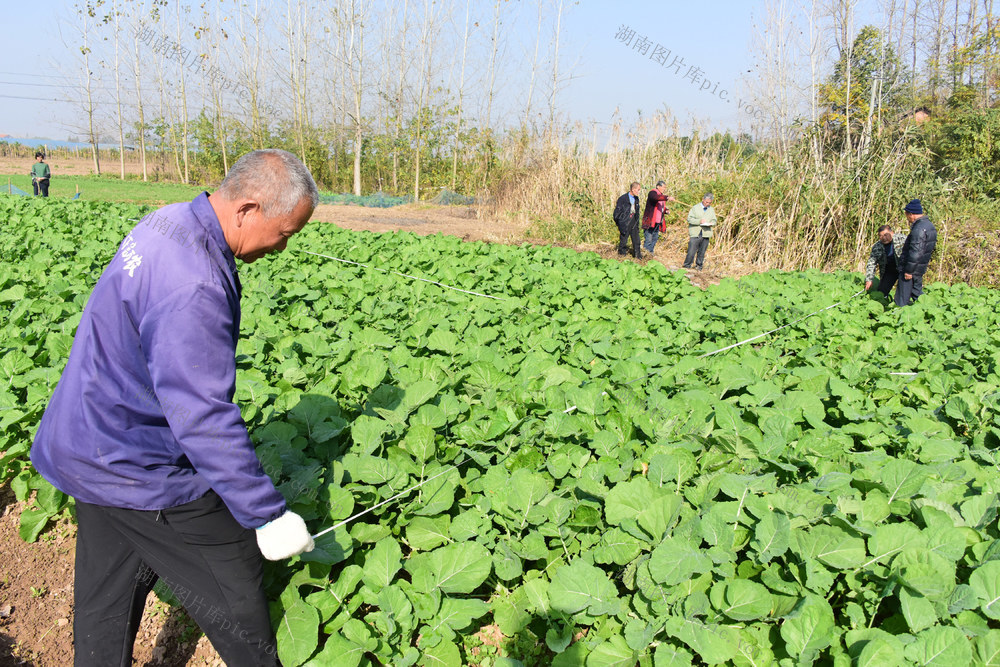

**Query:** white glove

left=255, top=511, right=315, bottom=561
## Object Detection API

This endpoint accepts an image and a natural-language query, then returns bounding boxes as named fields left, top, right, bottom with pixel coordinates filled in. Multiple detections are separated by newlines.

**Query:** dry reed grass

left=482, top=112, right=1000, bottom=287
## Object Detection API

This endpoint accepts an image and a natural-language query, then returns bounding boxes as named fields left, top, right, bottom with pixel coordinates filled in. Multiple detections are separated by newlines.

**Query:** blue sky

left=561, top=1, right=761, bottom=129
left=0, top=1, right=760, bottom=140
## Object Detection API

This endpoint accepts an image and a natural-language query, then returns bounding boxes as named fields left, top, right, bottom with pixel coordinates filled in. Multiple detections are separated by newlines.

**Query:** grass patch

left=0, top=174, right=206, bottom=206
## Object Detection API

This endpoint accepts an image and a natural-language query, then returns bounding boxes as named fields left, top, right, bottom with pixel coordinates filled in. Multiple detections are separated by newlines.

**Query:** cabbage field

left=4, top=196, right=1000, bottom=666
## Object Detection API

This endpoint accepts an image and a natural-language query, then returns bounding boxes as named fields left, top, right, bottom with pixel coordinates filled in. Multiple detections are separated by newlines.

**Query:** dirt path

left=0, top=489, right=223, bottom=667
left=0, top=155, right=149, bottom=178
left=309, top=201, right=529, bottom=244
left=309, top=202, right=729, bottom=289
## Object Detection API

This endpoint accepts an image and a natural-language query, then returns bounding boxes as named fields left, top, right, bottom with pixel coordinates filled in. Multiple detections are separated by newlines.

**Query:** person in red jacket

left=641, top=180, right=676, bottom=256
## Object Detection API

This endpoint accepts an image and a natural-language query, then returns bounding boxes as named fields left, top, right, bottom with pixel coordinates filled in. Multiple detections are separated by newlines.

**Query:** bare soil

left=0, top=488, right=224, bottom=667
left=310, top=204, right=732, bottom=289
left=310, top=201, right=528, bottom=245
left=0, top=155, right=149, bottom=178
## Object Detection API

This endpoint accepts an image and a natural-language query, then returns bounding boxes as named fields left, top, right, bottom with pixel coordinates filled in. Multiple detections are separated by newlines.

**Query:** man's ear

left=234, top=200, right=261, bottom=228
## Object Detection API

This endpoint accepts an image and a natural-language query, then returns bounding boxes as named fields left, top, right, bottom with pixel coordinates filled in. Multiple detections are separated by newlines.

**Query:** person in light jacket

left=864, top=224, right=906, bottom=295
left=895, top=198, right=937, bottom=307
left=683, top=193, right=717, bottom=271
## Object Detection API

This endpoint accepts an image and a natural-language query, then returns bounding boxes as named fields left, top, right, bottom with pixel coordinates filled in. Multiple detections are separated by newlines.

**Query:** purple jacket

left=31, top=193, right=286, bottom=528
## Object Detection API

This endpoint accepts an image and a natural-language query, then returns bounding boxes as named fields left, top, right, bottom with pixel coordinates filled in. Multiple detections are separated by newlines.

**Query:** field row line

left=562, top=289, right=867, bottom=414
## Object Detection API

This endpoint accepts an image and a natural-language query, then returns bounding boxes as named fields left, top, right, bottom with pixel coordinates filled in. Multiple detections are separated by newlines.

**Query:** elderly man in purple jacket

left=31, top=149, right=318, bottom=666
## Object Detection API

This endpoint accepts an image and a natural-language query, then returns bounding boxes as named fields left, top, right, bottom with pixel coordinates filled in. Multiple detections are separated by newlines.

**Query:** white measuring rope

left=312, top=463, right=460, bottom=540
left=298, top=249, right=508, bottom=302
left=695, top=289, right=866, bottom=359
left=561, top=289, right=866, bottom=414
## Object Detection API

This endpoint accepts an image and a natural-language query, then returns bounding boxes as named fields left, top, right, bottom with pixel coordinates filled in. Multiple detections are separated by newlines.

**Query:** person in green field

left=31, top=152, right=51, bottom=197
left=683, top=193, right=717, bottom=271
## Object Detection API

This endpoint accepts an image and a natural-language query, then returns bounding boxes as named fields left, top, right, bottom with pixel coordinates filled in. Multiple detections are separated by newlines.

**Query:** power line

left=0, top=80, right=84, bottom=89
left=0, top=70, right=75, bottom=81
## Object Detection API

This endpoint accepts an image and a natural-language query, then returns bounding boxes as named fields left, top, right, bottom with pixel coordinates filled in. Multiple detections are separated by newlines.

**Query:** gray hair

left=217, top=149, right=319, bottom=216
left=655, top=180, right=666, bottom=188
left=703, top=193, right=714, bottom=201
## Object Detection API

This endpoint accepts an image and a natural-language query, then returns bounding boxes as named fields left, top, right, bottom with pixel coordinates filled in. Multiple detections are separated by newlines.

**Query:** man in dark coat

left=895, top=199, right=937, bottom=307
left=612, top=181, right=642, bottom=258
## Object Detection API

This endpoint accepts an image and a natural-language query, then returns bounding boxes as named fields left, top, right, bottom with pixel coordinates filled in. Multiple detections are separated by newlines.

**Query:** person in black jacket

left=896, top=199, right=937, bottom=307
left=613, top=181, right=643, bottom=258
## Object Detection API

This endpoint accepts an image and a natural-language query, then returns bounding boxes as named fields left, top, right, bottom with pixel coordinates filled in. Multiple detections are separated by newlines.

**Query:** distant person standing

left=641, top=180, right=676, bottom=256
left=896, top=199, right=937, bottom=307
left=612, top=181, right=643, bottom=258
left=31, top=152, right=51, bottom=197
left=683, top=193, right=717, bottom=271
left=864, top=224, right=906, bottom=295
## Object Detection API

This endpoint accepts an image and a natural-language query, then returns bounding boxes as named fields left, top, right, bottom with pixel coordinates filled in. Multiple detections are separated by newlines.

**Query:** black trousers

left=617, top=219, right=641, bottom=258
left=876, top=261, right=899, bottom=295
left=683, top=236, right=710, bottom=269
left=74, top=492, right=279, bottom=667
left=895, top=273, right=925, bottom=307
left=33, top=178, right=49, bottom=197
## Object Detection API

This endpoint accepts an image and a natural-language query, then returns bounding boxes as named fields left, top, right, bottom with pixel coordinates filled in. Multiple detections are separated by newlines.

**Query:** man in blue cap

left=896, top=199, right=937, bottom=306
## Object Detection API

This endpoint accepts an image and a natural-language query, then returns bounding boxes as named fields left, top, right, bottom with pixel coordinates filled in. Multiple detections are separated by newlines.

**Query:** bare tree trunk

left=451, top=0, right=471, bottom=189
left=484, top=0, right=502, bottom=129
left=344, top=0, right=368, bottom=197
left=413, top=0, right=438, bottom=202
left=809, top=0, right=823, bottom=164
left=547, top=0, right=565, bottom=132
left=912, top=0, right=920, bottom=100
left=236, top=0, right=269, bottom=149
left=209, top=2, right=229, bottom=176
left=952, top=0, right=960, bottom=92
left=392, top=0, right=409, bottom=193
left=110, top=0, right=126, bottom=179
left=128, top=2, right=149, bottom=181
left=986, top=0, right=996, bottom=103
left=285, top=0, right=310, bottom=167
left=174, top=2, right=190, bottom=183
left=965, top=1, right=978, bottom=88
left=523, top=0, right=543, bottom=131
left=931, top=0, right=947, bottom=103
left=79, top=2, right=101, bottom=175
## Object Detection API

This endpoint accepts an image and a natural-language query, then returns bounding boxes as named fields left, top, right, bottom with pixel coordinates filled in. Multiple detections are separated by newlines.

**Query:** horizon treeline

left=60, top=1, right=1000, bottom=284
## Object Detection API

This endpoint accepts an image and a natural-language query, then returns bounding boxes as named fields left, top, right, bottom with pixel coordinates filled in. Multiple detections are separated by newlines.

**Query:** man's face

left=630, top=184, right=641, bottom=196
left=702, top=196, right=713, bottom=207
left=235, top=198, right=313, bottom=263
left=879, top=229, right=894, bottom=244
